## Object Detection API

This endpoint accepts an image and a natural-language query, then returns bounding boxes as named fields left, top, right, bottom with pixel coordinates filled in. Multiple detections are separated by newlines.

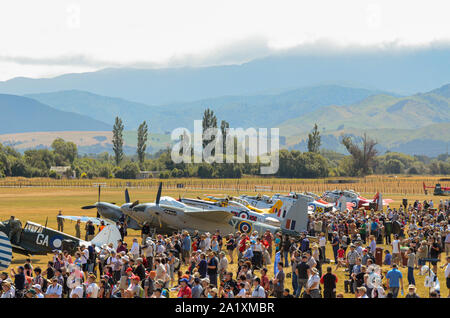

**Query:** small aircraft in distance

left=322, top=190, right=393, bottom=210
left=123, top=183, right=310, bottom=236
left=423, top=182, right=450, bottom=196
left=0, top=218, right=121, bottom=256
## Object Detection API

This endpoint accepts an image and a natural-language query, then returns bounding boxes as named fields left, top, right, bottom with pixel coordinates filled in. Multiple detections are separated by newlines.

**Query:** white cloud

left=0, top=0, right=449, bottom=80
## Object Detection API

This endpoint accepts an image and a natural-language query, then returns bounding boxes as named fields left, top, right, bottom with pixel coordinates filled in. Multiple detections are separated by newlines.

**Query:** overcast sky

left=0, top=0, right=449, bottom=81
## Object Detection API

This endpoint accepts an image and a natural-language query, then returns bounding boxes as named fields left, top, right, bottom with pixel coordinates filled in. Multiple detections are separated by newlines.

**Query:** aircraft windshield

left=159, top=196, right=187, bottom=209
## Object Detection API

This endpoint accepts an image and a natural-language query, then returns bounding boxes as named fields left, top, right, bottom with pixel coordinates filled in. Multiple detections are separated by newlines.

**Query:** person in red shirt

left=263, top=230, right=273, bottom=256
left=177, top=278, right=192, bottom=298
left=238, top=234, right=249, bottom=259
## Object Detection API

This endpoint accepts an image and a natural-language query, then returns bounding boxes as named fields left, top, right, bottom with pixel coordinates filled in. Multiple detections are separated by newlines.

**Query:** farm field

left=0, top=180, right=448, bottom=298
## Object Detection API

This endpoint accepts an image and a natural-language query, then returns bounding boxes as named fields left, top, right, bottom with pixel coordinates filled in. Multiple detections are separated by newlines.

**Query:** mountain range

left=1, top=47, right=450, bottom=105
left=0, top=52, right=449, bottom=156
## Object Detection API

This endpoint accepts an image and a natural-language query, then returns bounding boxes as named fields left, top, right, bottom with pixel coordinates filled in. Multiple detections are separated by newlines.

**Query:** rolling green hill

left=279, top=84, right=450, bottom=136
left=26, top=85, right=385, bottom=131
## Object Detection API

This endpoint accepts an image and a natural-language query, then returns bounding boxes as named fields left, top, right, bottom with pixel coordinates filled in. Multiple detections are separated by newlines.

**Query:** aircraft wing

left=57, top=215, right=113, bottom=226
left=383, top=199, right=394, bottom=204
left=184, top=209, right=233, bottom=223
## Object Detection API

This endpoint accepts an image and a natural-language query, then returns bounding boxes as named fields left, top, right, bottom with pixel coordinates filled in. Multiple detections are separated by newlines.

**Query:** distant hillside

left=0, top=131, right=172, bottom=155
left=2, top=48, right=450, bottom=104
left=0, top=94, right=111, bottom=134
left=279, top=84, right=450, bottom=136
left=26, top=85, right=384, bottom=131
left=26, top=90, right=175, bottom=131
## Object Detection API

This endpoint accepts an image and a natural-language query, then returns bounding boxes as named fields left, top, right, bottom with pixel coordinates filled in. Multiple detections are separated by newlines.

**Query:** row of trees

left=1, top=111, right=449, bottom=179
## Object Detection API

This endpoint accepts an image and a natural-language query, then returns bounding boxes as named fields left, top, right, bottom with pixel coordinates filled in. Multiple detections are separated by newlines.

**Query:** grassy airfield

left=0, top=185, right=447, bottom=298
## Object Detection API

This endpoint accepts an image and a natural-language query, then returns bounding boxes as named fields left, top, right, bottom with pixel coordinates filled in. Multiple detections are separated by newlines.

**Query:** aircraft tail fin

left=0, top=231, right=12, bottom=270
left=269, top=200, right=283, bottom=214
left=90, top=224, right=121, bottom=250
left=281, top=195, right=310, bottom=235
left=125, top=189, right=130, bottom=203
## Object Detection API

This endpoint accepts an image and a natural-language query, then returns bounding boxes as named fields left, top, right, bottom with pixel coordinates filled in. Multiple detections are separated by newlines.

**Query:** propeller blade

left=98, top=184, right=101, bottom=202
left=130, top=200, right=139, bottom=209
left=81, top=205, right=97, bottom=209
left=125, top=188, right=130, bottom=203
left=96, top=209, right=100, bottom=218
left=155, top=182, right=162, bottom=205
left=158, top=215, right=162, bottom=228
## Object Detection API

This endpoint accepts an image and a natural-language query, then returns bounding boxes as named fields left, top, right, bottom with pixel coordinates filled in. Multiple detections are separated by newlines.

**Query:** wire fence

left=0, top=176, right=445, bottom=195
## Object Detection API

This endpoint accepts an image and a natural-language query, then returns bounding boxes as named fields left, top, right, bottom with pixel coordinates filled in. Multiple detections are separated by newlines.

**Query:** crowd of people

left=1, top=198, right=449, bottom=299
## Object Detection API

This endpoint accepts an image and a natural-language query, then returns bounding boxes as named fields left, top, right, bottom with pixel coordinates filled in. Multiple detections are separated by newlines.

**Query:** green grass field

left=1, top=186, right=448, bottom=298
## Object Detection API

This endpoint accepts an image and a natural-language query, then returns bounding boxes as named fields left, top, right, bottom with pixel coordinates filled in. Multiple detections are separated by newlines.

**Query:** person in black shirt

left=223, top=272, right=237, bottom=295
left=134, top=258, right=146, bottom=282
left=10, top=266, right=26, bottom=296
left=295, top=255, right=310, bottom=298
left=46, top=261, right=55, bottom=280
left=283, top=288, right=294, bottom=298
left=321, top=266, right=337, bottom=298
left=207, top=252, right=218, bottom=287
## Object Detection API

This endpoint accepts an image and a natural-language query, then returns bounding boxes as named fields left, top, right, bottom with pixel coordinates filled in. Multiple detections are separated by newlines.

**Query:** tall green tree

left=220, top=120, right=230, bottom=154
left=307, top=123, right=321, bottom=153
left=341, top=133, right=378, bottom=176
left=112, top=117, right=124, bottom=166
left=137, top=121, right=148, bottom=165
left=202, top=108, right=218, bottom=149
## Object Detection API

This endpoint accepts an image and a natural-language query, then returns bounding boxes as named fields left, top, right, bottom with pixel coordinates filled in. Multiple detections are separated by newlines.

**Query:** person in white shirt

left=319, top=232, right=327, bottom=260
left=1, top=282, right=15, bottom=298
left=130, top=238, right=140, bottom=260
left=443, top=255, right=450, bottom=298
left=32, top=284, right=45, bottom=298
left=45, top=277, right=62, bottom=298
left=70, top=284, right=84, bottom=298
left=306, top=268, right=321, bottom=298
left=85, top=274, right=99, bottom=298
left=392, top=235, right=401, bottom=266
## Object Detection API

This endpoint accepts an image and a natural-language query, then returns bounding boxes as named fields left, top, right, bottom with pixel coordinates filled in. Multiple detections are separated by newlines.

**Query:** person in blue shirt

left=197, top=253, right=208, bottom=278
left=386, top=264, right=404, bottom=298
left=181, top=232, right=191, bottom=265
left=384, top=250, right=392, bottom=266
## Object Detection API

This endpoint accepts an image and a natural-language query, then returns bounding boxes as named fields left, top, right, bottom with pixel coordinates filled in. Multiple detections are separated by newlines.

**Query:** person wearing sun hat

left=405, top=284, right=420, bottom=298
left=306, top=267, right=321, bottom=298
left=177, top=277, right=192, bottom=298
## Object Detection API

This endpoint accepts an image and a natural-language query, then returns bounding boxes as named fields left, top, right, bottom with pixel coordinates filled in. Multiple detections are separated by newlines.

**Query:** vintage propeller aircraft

left=0, top=218, right=121, bottom=256
left=423, top=182, right=450, bottom=196
left=68, top=186, right=141, bottom=230
left=122, top=183, right=310, bottom=236
left=322, top=190, right=393, bottom=210
left=179, top=197, right=281, bottom=226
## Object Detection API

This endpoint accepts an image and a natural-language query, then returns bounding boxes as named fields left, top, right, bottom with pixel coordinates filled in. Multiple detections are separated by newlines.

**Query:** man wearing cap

left=177, top=278, right=192, bottom=298
left=33, top=284, right=45, bottom=298
left=347, top=244, right=359, bottom=273
left=125, top=275, right=142, bottom=298
left=45, top=277, right=62, bottom=298
left=86, top=274, right=99, bottom=298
